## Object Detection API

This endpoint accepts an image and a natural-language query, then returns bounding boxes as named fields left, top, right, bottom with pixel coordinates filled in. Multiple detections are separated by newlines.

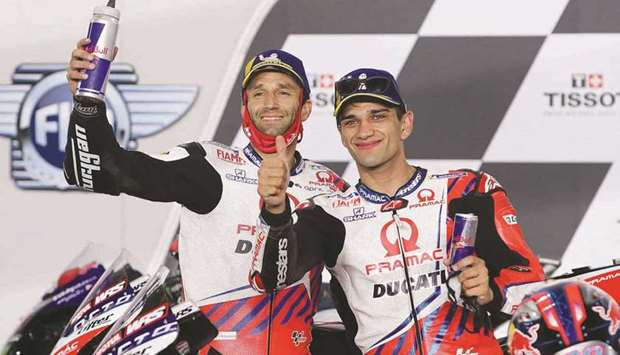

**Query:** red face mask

left=241, top=91, right=305, bottom=154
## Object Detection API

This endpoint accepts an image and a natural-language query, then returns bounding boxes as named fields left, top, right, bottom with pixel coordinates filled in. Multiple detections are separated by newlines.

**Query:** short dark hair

left=336, top=96, right=407, bottom=125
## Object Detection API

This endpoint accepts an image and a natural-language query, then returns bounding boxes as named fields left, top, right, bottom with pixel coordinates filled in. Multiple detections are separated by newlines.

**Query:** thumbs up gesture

left=258, top=136, right=290, bottom=214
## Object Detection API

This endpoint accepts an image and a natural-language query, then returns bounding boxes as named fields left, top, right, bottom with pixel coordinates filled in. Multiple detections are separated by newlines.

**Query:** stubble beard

left=251, top=111, right=295, bottom=136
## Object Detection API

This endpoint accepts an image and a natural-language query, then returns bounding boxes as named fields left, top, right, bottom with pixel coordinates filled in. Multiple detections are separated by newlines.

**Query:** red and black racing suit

left=63, top=97, right=347, bottom=354
left=250, top=167, right=545, bottom=354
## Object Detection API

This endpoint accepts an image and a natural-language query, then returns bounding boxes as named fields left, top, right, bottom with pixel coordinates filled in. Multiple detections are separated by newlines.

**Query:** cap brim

left=242, top=62, right=305, bottom=89
left=334, top=93, right=402, bottom=117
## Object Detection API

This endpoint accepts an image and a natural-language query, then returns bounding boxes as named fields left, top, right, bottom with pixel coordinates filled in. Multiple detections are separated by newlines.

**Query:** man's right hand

left=66, top=38, right=118, bottom=95
left=257, top=136, right=290, bottom=214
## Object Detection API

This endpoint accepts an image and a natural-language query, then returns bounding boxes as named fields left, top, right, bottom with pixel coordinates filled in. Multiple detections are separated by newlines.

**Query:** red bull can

left=449, top=213, right=477, bottom=268
left=76, top=3, right=120, bottom=101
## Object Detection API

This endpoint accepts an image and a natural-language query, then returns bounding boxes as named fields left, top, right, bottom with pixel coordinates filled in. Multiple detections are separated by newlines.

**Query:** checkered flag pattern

left=211, top=0, right=620, bottom=273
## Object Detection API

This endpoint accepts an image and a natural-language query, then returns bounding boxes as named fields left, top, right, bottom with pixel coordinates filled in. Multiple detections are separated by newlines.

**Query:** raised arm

left=63, top=38, right=222, bottom=214
left=64, top=97, right=223, bottom=214
left=249, top=136, right=345, bottom=292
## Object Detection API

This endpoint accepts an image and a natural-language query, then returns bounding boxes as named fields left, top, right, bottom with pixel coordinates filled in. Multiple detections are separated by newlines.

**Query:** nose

left=357, top=117, right=373, bottom=139
left=263, top=92, right=279, bottom=109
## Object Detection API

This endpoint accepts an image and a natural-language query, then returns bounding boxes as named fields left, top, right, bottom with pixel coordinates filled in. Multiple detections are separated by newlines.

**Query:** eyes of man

left=340, top=112, right=389, bottom=128
left=250, top=88, right=293, bottom=98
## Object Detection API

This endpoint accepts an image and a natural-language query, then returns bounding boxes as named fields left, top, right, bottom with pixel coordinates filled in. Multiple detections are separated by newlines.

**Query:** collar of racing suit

left=243, top=143, right=306, bottom=176
left=355, top=167, right=427, bottom=204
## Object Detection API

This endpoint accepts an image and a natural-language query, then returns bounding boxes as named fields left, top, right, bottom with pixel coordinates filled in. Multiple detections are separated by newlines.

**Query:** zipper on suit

left=392, top=210, right=426, bottom=355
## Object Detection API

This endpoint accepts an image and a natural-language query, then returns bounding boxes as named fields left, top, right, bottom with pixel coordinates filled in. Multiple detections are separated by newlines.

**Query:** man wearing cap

left=64, top=39, right=347, bottom=354
left=252, top=68, right=545, bottom=354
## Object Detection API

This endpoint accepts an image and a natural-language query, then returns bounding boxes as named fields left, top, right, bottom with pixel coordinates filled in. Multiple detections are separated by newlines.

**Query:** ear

left=240, top=104, right=246, bottom=117
left=400, top=110, right=414, bottom=140
left=300, top=99, right=312, bottom=122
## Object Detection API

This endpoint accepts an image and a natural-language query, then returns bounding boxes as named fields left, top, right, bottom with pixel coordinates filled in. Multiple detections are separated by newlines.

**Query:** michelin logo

left=0, top=63, right=198, bottom=190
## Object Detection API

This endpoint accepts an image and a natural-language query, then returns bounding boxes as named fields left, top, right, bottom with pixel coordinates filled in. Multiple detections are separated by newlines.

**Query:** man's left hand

left=452, top=255, right=494, bottom=306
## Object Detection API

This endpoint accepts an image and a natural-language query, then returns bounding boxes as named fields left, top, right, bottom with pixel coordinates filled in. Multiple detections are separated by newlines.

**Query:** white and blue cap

left=334, top=68, right=406, bottom=119
left=242, top=49, right=311, bottom=101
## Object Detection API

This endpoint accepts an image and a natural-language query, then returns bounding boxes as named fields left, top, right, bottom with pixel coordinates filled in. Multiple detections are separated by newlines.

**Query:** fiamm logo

left=0, top=63, right=198, bottom=190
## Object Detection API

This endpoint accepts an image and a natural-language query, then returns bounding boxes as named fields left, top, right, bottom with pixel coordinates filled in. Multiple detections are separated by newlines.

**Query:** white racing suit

left=63, top=97, right=348, bottom=354
left=250, top=167, right=545, bottom=354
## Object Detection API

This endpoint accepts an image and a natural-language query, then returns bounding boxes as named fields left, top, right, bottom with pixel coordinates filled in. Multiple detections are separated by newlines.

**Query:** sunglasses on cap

left=335, top=76, right=392, bottom=98
left=334, top=75, right=405, bottom=118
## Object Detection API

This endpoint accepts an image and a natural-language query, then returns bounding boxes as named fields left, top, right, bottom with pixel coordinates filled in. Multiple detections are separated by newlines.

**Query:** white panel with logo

left=484, top=34, right=620, bottom=272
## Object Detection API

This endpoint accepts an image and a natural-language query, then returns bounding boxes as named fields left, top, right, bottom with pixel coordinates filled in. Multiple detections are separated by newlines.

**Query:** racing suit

left=250, top=167, right=545, bottom=354
left=63, top=97, right=347, bottom=354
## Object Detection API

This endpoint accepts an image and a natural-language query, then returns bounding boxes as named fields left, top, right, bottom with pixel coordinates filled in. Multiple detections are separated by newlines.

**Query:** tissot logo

left=0, top=63, right=198, bottom=190
left=309, top=73, right=335, bottom=89
left=309, top=73, right=336, bottom=108
left=544, top=73, right=619, bottom=110
left=572, top=73, right=603, bottom=89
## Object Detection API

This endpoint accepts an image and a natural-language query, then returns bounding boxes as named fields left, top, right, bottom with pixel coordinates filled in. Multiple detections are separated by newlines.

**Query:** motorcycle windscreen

left=51, top=249, right=147, bottom=355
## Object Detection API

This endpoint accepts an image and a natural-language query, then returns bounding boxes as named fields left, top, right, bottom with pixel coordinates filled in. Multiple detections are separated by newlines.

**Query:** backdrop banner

left=1, top=0, right=618, bottom=342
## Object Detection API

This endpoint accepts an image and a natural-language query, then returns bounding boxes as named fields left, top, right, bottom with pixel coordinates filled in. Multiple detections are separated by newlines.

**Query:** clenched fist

left=66, top=38, right=118, bottom=95
left=449, top=255, right=494, bottom=306
left=258, top=136, right=290, bottom=214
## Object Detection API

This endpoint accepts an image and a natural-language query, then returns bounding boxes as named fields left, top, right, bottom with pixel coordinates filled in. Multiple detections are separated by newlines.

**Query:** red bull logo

left=592, top=303, right=620, bottom=335
left=511, top=324, right=541, bottom=355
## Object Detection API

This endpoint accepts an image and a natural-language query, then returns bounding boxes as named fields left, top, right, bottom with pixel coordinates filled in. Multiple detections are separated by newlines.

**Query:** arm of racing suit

left=63, top=96, right=223, bottom=214
left=249, top=198, right=345, bottom=293
left=448, top=171, right=545, bottom=315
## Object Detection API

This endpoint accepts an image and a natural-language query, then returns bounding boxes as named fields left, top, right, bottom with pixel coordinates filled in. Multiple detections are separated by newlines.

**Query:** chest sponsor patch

left=343, top=207, right=376, bottom=222
left=372, top=269, right=448, bottom=298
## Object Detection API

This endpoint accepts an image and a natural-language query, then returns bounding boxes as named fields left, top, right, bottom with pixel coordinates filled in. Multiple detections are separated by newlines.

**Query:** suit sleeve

left=63, top=96, right=223, bottom=214
left=249, top=199, right=345, bottom=293
left=449, top=171, right=545, bottom=314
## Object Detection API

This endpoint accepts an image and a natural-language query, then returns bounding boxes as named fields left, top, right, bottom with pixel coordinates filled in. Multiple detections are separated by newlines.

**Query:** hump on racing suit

left=250, top=167, right=545, bottom=354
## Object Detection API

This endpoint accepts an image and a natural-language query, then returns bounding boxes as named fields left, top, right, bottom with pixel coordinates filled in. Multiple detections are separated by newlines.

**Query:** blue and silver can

left=449, top=213, right=478, bottom=268
left=76, top=5, right=120, bottom=101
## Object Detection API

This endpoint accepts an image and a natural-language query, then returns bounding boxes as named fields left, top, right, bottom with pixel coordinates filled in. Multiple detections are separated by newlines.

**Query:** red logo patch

left=380, top=218, right=419, bottom=257
left=417, top=188, right=435, bottom=202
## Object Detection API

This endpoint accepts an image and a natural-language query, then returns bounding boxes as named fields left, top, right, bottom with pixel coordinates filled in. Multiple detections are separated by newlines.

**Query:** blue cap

left=242, top=49, right=311, bottom=101
left=334, top=68, right=406, bottom=118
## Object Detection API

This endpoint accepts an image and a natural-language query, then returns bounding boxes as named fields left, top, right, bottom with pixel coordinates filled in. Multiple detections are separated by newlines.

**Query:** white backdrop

left=0, top=0, right=265, bottom=341
left=1, top=0, right=619, bottom=344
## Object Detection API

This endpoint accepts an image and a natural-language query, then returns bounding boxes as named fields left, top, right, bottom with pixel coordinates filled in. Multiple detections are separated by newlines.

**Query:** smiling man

left=64, top=42, right=347, bottom=354
left=252, top=68, right=545, bottom=354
